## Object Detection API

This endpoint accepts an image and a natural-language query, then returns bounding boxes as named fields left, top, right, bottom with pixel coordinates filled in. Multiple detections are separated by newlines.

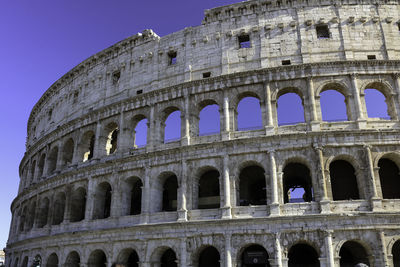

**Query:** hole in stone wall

left=203, top=72, right=211, bottom=78
left=73, top=91, right=79, bottom=104
left=367, top=55, right=376, bottom=60
left=330, top=160, right=360, bottom=201
left=37, top=197, right=49, bottom=228
left=52, top=192, right=66, bottom=225
left=365, top=88, right=390, bottom=119
left=162, top=175, right=178, bottom=212
left=238, top=34, right=251, bottom=48
left=136, top=89, right=143, bottom=95
left=38, top=154, right=46, bottom=178
left=82, top=132, right=95, bottom=162
left=288, top=244, right=319, bottom=267
left=65, top=251, right=80, bottom=267
left=281, top=60, right=291, bottom=65
left=199, top=104, right=220, bottom=136
left=164, top=110, right=181, bottom=143
left=316, top=24, right=330, bottom=39
left=277, top=93, right=305, bottom=125
left=93, top=182, right=112, bottom=219
left=47, top=146, right=58, bottom=174
left=62, top=138, right=74, bottom=167
left=378, top=158, right=400, bottom=199
left=168, top=51, right=177, bottom=65
left=130, top=179, right=142, bottom=215
left=237, top=97, right=262, bottom=131
left=32, top=255, right=41, bottom=267
left=70, top=188, right=86, bottom=222
left=134, top=118, right=148, bottom=148
left=239, top=166, right=266, bottom=206
left=392, top=240, right=400, bottom=267
left=117, top=249, right=139, bottom=267
left=106, top=128, right=119, bottom=155
left=46, top=253, right=59, bottom=267
left=160, top=249, right=177, bottom=267
left=241, top=245, right=270, bottom=266
left=88, top=250, right=107, bottom=267
left=339, top=241, right=370, bottom=266
left=320, top=90, right=348, bottom=121
left=112, top=71, right=120, bottom=85
left=199, top=246, right=220, bottom=267
left=283, top=163, right=313, bottom=203
left=198, top=170, right=220, bottom=209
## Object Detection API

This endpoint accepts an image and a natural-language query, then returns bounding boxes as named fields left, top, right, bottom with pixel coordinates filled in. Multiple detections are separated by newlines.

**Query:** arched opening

left=133, top=117, right=148, bottom=148
left=105, top=123, right=119, bottom=155
left=288, top=243, right=320, bottom=267
left=26, top=201, right=36, bottom=231
left=70, top=187, right=86, bottom=222
left=283, top=163, right=313, bottom=203
left=37, top=197, right=49, bottom=228
left=241, top=245, right=270, bottom=267
left=378, top=158, right=400, bottom=199
left=199, top=246, right=220, bottom=267
left=277, top=92, right=305, bottom=125
left=19, top=206, right=27, bottom=232
left=339, top=241, right=370, bottom=266
left=320, top=90, right=348, bottom=121
left=21, top=257, right=28, bottom=267
left=13, top=258, right=18, bottom=267
left=117, top=249, right=139, bottom=267
left=329, top=160, right=360, bottom=201
left=162, top=175, right=178, bottom=211
left=160, top=249, right=177, bottom=267
left=33, top=255, right=42, bottom=267
left=364, top=87, right=391, bottom=119
left=47, top=146, right=58, bottom=174
left=93, top=182, right=112, bottom=219
left=198, top=170, right=220, bottom=209
left=52, top=192, right=66, bottom=225
left=237, top=97, right=263, bottom=131
left=38, top=154, right=46, bottom=178
left=393, top=239, right=400, bottom=267
left=88, top=250, right=107, bottom=267
left=46, top=253, right=59, bottom=267
left=81, top=131, right=95, bottom=162
left=65, top=251, right=80, bottom=267
left=239, top=166, right=266, bottom=206
left=164, top=109, right=181, bottom=143
left=62, top=138, right=74, bottom=167
left=121, top=177, right=142, bottom=216
left=30, top=160, right=36, bottom=182
left=199, top=104, right=220, bottom=136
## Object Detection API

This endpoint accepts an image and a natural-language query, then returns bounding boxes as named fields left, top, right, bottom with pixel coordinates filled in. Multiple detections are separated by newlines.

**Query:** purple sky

left=0, top=0, right=389, bottom=249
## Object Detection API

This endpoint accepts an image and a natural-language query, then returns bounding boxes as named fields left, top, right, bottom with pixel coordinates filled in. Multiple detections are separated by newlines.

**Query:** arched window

left=105, top=123, right=119, bottom=155
left=52, top=192, right=66, bottom=225
left=162, top=175, right=178, bottom=211
left=32, top=255, right=42, bottom=267
left=283, top=163, right=313, bottom=203
left=277, top=92, right=305, bottom=125
left=117, top=249, right=139, bottom=267
left=199, top=246, right=220, bottom=267
left=81, top=131, right=95, bottom=162
left=26, top=201, right=36, bottom=231
left=65, top=251, right=80, bottom=267
left=164, top=109, right=181, bottom=143
left=133, top=117, right=148, bottom=148
left=37, top=197, right=49, bottom=228
left=30, top=160, right=36, bottom=182
left=329, top=160, right=360, bottom=201
left=21, top=257, right=28, bottom=267
left=19, top=206, right=27, bottom=232
left=339, top=241, right=370, bottom=266
left=393, top=239, right=400, bottom=267
left=288, top=243, right=320, bottom=267
left=378, top=158, right=400, bottom=199
left=198, top=170, right=220, bottom=209
left=88, top=250, right=107, bottom=267
left=47, top=146, right=58, bottom=174
left=320, top=90, right=348, bottom=121
left=62, top=138, right=74, bottom=167
left=93, top=182, right=112, bottom=219
left=237, top=97, right=262, bottom=131
left=199, top=104, right=220, bottom=136
left=70, top=188, right=86, bottom=222
left=122, top=177, right=142, bottom=216
left=239, top=166, right=266, bottom=206
left=13, top=258, right=19, bottom=267
left=241, top=245, right=270, bottom=267
left=364, top=88, right=390, bottom=119
left=38, top=154, right=46, bottom=178
left=160, top=249, right=177, bottom=267
left=46, top=253, right=59, bottom=267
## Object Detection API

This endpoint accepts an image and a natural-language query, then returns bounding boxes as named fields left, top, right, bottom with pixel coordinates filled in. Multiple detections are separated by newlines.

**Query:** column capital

left=350, top=73, right=359, bottom=79
left=312, top=143, right=324, bottom=152
left=393, top=73, right=400, bottom=79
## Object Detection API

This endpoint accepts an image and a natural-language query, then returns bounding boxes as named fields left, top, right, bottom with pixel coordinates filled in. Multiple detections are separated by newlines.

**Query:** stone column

left=178, top=160, right=188, bottom=221
left=350, top=74, right=366, bottom=128
left=141, top=166, right=151, bottom=224
left=181, top=93, right=191, bottom=146
left=71, top=131, right=81, bottom=165
left=222, top=92, right=231, bottom=140
left=93, top=121, right=102, bottom=159
left=110, top=176, right=121, bottom=217
left=55, top=141, right=64, bottom=172
left=264, top=82, right=275, bottom=134
left=364, top=144, right=381, bottom=211
left=221, top=155, right=232, bottom=219
left=270, top=233, right=282, bottom=267
left=313, top=145, right=330, bottom=213
left=147, top=105, right=156, bottom=150
left=324, top=231, right=335, bottom=267
left=225, top=234, right=232, bottom=267
left=84, top=178, right=95, bottom=221
left=180, top=238, right=187, bottom=267
left=379, top=231, right=389, bottom=267
left=268, top=150, right=280, bottom=216
left=393, top=73, right=400, bottom=120
left=117, top=110, right=127, bottom=154
left=307, top=77, right=320, bottom=131
left=63, top=185, right=72, bottom=223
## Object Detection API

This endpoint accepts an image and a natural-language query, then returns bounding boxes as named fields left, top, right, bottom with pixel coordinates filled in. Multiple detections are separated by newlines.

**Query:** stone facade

left=6, top=0, right=400, bottom=266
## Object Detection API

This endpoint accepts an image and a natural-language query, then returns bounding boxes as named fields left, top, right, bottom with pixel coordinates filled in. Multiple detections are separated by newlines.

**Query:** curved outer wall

left=7, top=0, right=400, bottom=266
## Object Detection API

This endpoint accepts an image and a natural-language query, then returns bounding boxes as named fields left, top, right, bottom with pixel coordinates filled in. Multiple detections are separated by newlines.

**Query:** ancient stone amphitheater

left=6, top=0, right=400, bottom=266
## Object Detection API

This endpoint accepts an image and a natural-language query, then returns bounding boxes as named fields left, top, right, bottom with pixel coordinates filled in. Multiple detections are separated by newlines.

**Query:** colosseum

left=6, top=0, right=400, bottom=266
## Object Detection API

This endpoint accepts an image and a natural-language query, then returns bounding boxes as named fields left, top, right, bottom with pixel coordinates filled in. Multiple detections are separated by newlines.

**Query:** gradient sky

left=0, top=0, right=389, bottom=250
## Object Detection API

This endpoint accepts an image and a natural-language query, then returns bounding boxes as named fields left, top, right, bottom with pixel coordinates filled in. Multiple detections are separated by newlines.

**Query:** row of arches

left=22, top=80, right=395, bottom=190
left=10, top=239, right=400, bottom=267
left=15, top=155, right=400, bottom=233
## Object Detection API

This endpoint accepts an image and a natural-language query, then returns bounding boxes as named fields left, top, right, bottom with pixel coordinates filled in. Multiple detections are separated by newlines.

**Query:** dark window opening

left=65, top=252, right=80, bottom=267
left=136, top=90, right=143, bottom=95
left=339, top=241, right=370, bottom=267
left=130, top=180, right=142, bottom=215
left=46, top=253, right=59, bottom=267
left=198, top=170, right=220, bottom=209
left=168, top=51, right=177, bottom=65
left=239, top=166, right=266, bottom=206
left=118, top=250, right=139, bottom=267
left=283, top=163, right=314, bottom=203
left=48, top=109, right=53, bottom=120
left=330, top=160, right=360, bottom=201
left=52, top=193, right=66, bottom=225
left=38, top=154, right=46, bottom=178
left=367, top=55, right=376, bottom=60
left=397, top=22, right=400, bottom=32
left=93, top=183, right=112, bottom=219
left=162, top=175, right=178, bottom=211
left=82, top=132, right=95, bottom=162
left=393, top=240, right=400, bottom=267
left=316, top=25, right=330, bottom=39
left=160, top=249, right=177, bottom=267
left=47, top=147, right=58, bottom=174
left=203, top=72, right=211, bottom=78
left=241, top=245, right=270, bottom=267
left=88, top=250, right=107, bottom=267
left=199, top=246, right=220, bottom=267
left=70, top=188, right=86, bottom=222
left=73, top=91, right=79, bottom=104
left=378, top=158, right=400, bottom=199
left=112, top=71, right=120, bottom=85
left=238, top=34, right=251, bottom=48
left=32, top=255, right=42, bottom=267
left=288, top=244, right=320, bottom=267
left=282, top=60, right=291, bottom=65
left=26, top=202, right=36, bottom=231
left=37, top=198, right=49, bottom=228
left=62, top=138, right=74, bottom=167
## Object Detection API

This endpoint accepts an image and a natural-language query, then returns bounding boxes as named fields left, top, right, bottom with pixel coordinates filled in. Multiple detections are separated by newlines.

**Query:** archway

left=277, top=92, right=305, bottom=125
left=37, top=197, right=49, bottom=228
left=70, top=187, right=86, bottom=222
left=81, top=131, right=95, bottom=162
left=21, top=257, right=28, bottom=267
left=237, top=97, right=262, bottom=131
left=198, top=170, right=220, bottom=209
left=339, top=241, right=370, bottom=267
left=162, top=175, right=178, bottom=211
left=47, top=146, right=58, bottom=174
left=88, top=250, right=107, bottom=267
left=199, top=246, right=220, bottom=267
left=164, top=109, right=181, bottom=143
left=378, top=158, right=400, bottom=199
left=364, top=88, right=391, bottom=119
left=46, top=253, right=59, bottom=267
left=32, top=255, right=42, bottom=267
left=199, top=104, right=220, bottom=136
left=133, top=117, right=148, bottom=148
left=320, top=90, right=348, bottom=121
left=241, top=245, right=270, bottom=267
left=105, top=123, right=119, bottom=155
left=283, top=163, right=313, bottom=203
left=65, top=251, right=80, bottom=267
left=117, top=248, right=139, bottom=267
left=160, top=248, right=177, bottom=267
left=239, top=166, right=266, bottom=206
left=52, top=192, right=66, bottom=225
left=288, top=243, right=319, bottom=267
left=62, top=138, right=74, bottom=167
left=329, top=160, right=360, bottom=201
left=393, top=239, right=400, bottom=267
left=93, top=182, right=112, bottom=219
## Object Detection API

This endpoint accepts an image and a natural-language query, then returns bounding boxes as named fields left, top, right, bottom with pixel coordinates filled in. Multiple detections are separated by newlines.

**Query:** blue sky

left=0, top=0, right=389, bottom=249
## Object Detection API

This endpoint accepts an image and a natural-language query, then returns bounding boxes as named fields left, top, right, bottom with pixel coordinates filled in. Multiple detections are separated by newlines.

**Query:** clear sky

left=0, top=0, right=389, bottom=250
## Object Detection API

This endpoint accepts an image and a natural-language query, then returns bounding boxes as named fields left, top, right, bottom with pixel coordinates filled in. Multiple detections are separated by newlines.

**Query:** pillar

left=110, top=176, right=121, bottom=217
left=379, top=231, right=389, bottom=267
left=313, top=145, right=330, bottom=213
left=141, top=166, right=151, bottom=224
left=393, top=73, right=400, bottom=120
left=270, top=233, right=282, bottom=267
left=180, top=238, right=187, bottom=267
left=221, top=155, right=232, bottom=219
left=350, top=74, right=366, bottom=128
left=117, top=110, right=127, bottom=154
left=178, top=160, right=188, bottom=221
left=307, top=77, right=320, bottom=131
left=364, top=144, right=381, bottom=211
left=268, top=150, right=280, bottom=216
left=93, top=121, right=102, bottom=158
left=222, top=92, right=231, bottom=140
left=71, top=131, right=81, bottom=165
left=264, top=82, right=275, bottom=134
left=225, top=234, right=232, bottom=267
left=147, top=105, right=156, bottom=150
left=325, top=231, right=335, bottom=267
left=84, top=178, right=95, bottom=221
left=55, top=141, right=64, bottom=172
left=181, top=93, right=191, bottom=146
left=63, top=185, right=72, bottom=223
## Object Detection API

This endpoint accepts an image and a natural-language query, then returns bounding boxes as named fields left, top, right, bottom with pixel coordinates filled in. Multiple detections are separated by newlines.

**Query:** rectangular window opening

left=202, top=72, right=211, bottom=78
left=316, top=25, right=330, bottom=39
left=367, top=55, right=376, bottom=60
left=112, top=71, right=121, bottom=85
left=282, top=60, right=291, bottom=65
left=397, top=22, right=400, bottom=31
left=238, top=34, right=251, bottom=48
left=168, top=51, right=177, bottom=65
left=73, top=91, right=79, bottom=104
left=136, top=90, right=143, bottom=95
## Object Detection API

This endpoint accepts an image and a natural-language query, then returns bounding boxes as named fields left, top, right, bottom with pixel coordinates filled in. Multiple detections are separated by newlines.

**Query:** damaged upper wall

left=27, top=0, right=400, bottom=148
